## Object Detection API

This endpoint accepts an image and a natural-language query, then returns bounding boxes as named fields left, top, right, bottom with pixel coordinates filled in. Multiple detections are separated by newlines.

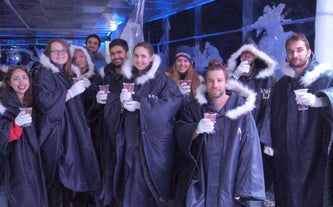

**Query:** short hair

left=85, top=34, right=101, bottom=47
left=285, top=32, right=311, bottom=50
left=109, top=38, right=129, bottom=51
left=204, top=60, right=228, bottom=82
left=133, top=42, right=154, bottom=56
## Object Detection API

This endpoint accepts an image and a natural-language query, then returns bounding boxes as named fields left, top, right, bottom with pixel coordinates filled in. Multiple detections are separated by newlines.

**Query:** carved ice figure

left=120, top=0, right=145, bottom=53
left=194, top=41, right=223, bottom=74
left=254, top=3, right=293, bottom=79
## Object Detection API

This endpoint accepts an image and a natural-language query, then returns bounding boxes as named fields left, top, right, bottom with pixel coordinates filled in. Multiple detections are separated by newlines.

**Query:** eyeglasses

left=50, top=50, right=68, bottom=55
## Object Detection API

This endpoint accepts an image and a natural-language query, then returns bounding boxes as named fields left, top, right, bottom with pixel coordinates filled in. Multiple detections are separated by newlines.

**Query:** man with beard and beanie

left=270, top=32, right=333, bottom=207
left=226, top=39, right=277, bottom=201
left=94, top=38, right=130, bottom=206
left=174, top=62, right=265, bottom=206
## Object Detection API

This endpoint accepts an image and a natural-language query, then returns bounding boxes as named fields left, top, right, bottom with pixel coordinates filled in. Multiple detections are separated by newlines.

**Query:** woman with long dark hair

left=0, top=65, right=48, bottom=207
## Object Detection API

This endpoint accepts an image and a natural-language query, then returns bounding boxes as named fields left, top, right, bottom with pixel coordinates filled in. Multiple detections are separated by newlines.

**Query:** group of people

left=0, top=32, right=333, bottom=207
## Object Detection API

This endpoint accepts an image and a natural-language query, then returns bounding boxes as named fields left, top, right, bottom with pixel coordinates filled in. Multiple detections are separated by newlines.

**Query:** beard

left=289, top=57, right=308, bottom=68
left=208, top=89, right=224, bottom=99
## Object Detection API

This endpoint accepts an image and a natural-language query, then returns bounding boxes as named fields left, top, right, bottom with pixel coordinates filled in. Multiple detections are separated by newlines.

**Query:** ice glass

left=99, top=84, right=110, bottom=93
left=294, top=88, right=309, bottom=111
left=123, top=83, right=135, bottom=93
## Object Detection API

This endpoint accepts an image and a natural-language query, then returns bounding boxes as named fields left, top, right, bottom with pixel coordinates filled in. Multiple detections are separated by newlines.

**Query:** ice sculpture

left=194, top=41, right=224, bottom=74
left=120, top=0, right=145, bottom=54
left=254, top=3, right=293, bottom=79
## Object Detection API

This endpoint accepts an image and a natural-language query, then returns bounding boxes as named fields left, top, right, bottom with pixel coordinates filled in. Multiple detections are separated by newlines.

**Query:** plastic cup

left=19, top=107, right=32, bottom=126
left=123, top=83, right=135, bottom=92
left=99, top=84, right=110, bottom=93
left=294, top=88, right=309, bottom=111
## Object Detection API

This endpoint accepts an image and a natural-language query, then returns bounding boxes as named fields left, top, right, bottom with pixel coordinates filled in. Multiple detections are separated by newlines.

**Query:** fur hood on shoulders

left=0, top=102, right=6, bottom=115
left=226, top=44, right=277, bottom=79
left=281, top=62, right=333, bottom=87
left=69, top=45, right=95, bottom=78
left=121, top=54, right=162, bottom=85
left=194, top=79, right=256, bottom=120
left=39, top=53, right=81, bottom=76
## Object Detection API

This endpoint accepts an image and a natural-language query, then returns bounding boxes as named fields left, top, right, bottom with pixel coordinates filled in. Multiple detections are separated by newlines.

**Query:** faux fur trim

left=39, top=53, right=60, bottom=73
left=98, top=67, right=105, bottom=78
left=226, top=44, right=277, bottom=79
left=281, top=63, right=333, bottom=87
left=0, top=102, right=6, bottom=115
left=69, top=45, right=95, bottom=78
left=194, top=79, right=256, bottom=120
left=121, top=55, right=161, bottom=85
left=71, top=64, right=81, bottom=77
left=0, top=65, right=9, bottom=73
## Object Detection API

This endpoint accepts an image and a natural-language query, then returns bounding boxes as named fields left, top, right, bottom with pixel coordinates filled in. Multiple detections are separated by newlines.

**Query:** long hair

left=166, top=60, right=201, bottom=98
left=2, top=65, right=33, bottom=106
left=44, top=38, right=75, bottom=77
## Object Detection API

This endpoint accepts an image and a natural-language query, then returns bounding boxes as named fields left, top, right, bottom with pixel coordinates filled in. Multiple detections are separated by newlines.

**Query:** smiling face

left=50, top=41, right=69, bottom=67
left=86, top=37, right=100, bottom=53
left=73, top=49, right=88, bottom=70
left=175, top=56, right=192, bottom=75
left=133, top=46, right=154, bottom=72
left=206, top=69, right=228, bottom=100
left=286, top=40, right=312, bottom=74
left=9, top=68, right=30, bottom=99
left=110, top=45, right=128, bottom=67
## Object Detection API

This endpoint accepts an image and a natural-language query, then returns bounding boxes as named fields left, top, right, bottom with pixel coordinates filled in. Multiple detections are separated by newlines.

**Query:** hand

left=233, top=61, right=250, bottom=79
left=82, top=78, right=91, bottom=88
left=195, top=118, right=214, bottom=134
left=68, top=80, right=86, bottom=98
left=179, top=83, right=191, bottom=95
left=296, top=92, right=327, bottom=107
left=120, top=89, right=133, bottom=104
left=15, top=111, right=32, bottom=127
left=96, top=91, right=107, bottom=104
left=123, top=101, right=140, bottom=112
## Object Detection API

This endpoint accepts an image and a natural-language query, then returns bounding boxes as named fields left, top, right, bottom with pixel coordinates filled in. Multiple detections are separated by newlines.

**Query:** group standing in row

left=1, top=32, right=333, bottom=207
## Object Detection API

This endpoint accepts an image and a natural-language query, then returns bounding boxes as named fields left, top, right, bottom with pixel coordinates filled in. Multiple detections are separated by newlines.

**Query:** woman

left=0, top=65, right=48, bottom=207
left=166, top=45, right=202, bottom=104
left=32, top=39, right=101, bottom=207
left=70, top=45, right=104, bottom=207
left=110, top=42, right=183, bottom=206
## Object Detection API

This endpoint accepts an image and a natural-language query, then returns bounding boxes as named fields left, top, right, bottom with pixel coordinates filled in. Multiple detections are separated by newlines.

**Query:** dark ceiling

left=0, top=0, right=214, bottom=41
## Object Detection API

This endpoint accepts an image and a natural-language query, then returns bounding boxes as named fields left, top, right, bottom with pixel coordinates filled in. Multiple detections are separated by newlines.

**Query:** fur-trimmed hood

left=226, top=44, right=277, bottom=79
left=121, top=54, right=162, bottom=85
left=0, top=102, right=6, bottom=115
left=194, top=79, right=257, bottom=120
left=281, top=61, right=333, bottom=87
left=69, top=45, right=95, bottom=78
left=39, top=53, right=81, bottom=76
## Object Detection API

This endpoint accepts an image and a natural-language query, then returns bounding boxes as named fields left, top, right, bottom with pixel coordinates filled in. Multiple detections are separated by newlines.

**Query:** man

left=226, top=41, right=277, bottom=193
left=95, top=38, right=129, bottom=206
left=85, top=34, right=107, bottom=71
left=270, top=32, right=333, bottom=206
left=174, top=63, right=265, bottom=206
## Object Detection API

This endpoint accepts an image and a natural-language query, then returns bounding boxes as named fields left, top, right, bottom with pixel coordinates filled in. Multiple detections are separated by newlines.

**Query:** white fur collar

left=195, top=79, right=256, bottom=120
left=0, top=65, right=8, bottom=73
left=0, top=102, right=7, bottom=115
left=40, top=53, right=60, bottom=73
left=281, top=62, right=333, bottom=87
left=121, top=55, right=161, bottom=85
left=226, top=44, right=277, bottom=79
left=69, top=45, right=95, bottom=78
